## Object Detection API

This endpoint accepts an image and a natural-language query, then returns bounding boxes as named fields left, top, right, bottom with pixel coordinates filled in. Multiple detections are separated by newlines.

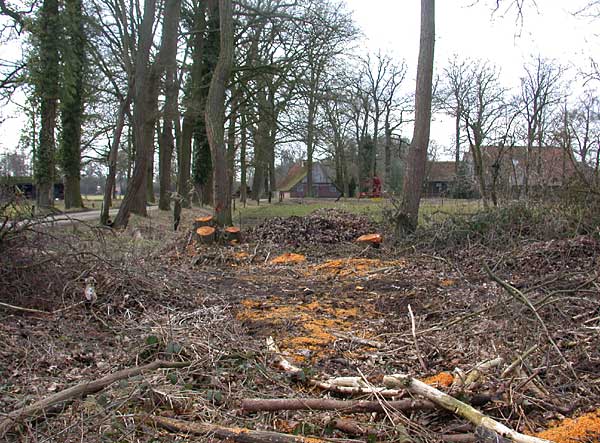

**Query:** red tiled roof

left=426, top=161, right=457, bottom=182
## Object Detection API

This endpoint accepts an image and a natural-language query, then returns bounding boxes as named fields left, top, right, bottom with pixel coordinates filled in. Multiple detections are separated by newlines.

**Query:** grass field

left=233, top=197, right=482, bottom=226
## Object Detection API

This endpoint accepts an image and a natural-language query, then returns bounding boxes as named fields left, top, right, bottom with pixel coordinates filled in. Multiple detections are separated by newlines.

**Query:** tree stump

left=193, top=215, right=214, bottom=230
left=223, top=226, right=241, bottom=243
left=356, top=233, right=382, bottom=248
left=196, top=226, right=216, bottom=244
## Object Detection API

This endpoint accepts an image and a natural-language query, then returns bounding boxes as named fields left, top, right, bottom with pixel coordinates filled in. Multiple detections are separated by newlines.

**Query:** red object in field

left=372, top=176, right=382, bottom=197
left=358, top=176, right=382, bottom=198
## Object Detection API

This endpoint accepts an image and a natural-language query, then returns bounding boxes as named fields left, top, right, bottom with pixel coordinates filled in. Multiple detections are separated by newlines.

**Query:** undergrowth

left=408, top=201, right=600, bottom=251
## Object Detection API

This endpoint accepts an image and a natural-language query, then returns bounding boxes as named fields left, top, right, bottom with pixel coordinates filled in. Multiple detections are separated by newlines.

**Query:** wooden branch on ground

left=330, top=330, right=385, bottom=348
left=501, top=345, right=539, bottom=378
left=0, top=360, right=190, bottom=438
left=267, top=337, right=404, bottom=398
left=0, top=301, right=52, bottom=315
left=241, top=397, right=436, bottom=413
left=383, top=374, right=553, bottom=443
left=483, top=263, right=577, bottom=379
left=144, top=415, right=334, bottom=443
left=462, top=357, right=504, bottom=390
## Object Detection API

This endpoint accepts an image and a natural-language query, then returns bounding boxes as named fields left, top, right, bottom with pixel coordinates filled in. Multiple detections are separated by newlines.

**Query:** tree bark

left=396, top=0, right=435, bottom=234
left=34, top=0, right=60, bottom=210
left=240, top=112, right=247, bottom=206
left=158, top=0, right=181, bottom=211
left=145, top=415, right=329, bottom=443
left=59, top=0, right=85, bottom=209
left=112, top=0, right=158, bottom=227
left=205, top=0, right=233, bottom=226
left=241, top=398, right=435, bottom=413
left=101, top=93, right=131, bottom=225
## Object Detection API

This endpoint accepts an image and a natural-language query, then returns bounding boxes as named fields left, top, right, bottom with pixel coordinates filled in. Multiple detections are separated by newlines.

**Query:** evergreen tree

left=59, top=0, right=85, bottom=208
left=32, top=0, right=60, bottom=209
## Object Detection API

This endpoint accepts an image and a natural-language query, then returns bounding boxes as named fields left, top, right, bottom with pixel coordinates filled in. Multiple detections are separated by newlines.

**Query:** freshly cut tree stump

left=196, top=226, right=216, bottom=244
left=356, top=233, right=382, bottom=248
left=223, top=226, right=241, bottom=243
left=193, top=215, right=214, bottom=230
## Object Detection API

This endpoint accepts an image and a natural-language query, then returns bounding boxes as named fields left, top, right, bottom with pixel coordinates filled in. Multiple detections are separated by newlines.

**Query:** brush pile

left=249, top=209, right=376, bottom=246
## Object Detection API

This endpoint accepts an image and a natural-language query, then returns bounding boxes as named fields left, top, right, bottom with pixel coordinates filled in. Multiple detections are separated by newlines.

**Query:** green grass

left=233, top=197, right=482, bottom=226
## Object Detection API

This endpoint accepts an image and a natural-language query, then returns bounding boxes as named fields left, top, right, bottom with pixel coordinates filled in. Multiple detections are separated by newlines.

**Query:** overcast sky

left=344, top=0, right=600, bottom=153
left=1, top=0, right=599, bottom=155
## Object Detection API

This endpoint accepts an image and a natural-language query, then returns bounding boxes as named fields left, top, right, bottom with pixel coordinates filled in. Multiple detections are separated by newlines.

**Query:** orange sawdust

left=439, top=279, right=456, bottom=287
left=270, top=253, right=307, bottom=265
left=421, top=372, right=454, bottom=387
left=533, top=409, right=600, bottom=443
left=236, top=296, right=379, bottom=363
left=308, top=258, right=406, bottom=278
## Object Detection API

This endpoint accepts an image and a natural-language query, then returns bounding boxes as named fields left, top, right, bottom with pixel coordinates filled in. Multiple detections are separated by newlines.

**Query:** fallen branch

left=0, top=360, right=190, bottom=438
left=241, top=397, right=435, bottom=413
left=0, top=301, right=51, bottom=315
left=383, top=374, right=552, bottom=443
left=267, top=337, right=404, bottom=398
left=145, top=415, right=333, bottom=443
left=483, top=263, right=577, bottom=379
left=331, top=330, right=385, bottom=348
left=462, top=357, right=504, bottom=389
left=501, top=345, right=539, bottom=378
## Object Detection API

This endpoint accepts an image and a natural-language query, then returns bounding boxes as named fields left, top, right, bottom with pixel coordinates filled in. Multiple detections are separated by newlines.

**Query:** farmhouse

left=277, top=162, right=341, bottom=199
left=463, top=146, right=582, bottom=195
left=424, top=161, right=457, bottom=197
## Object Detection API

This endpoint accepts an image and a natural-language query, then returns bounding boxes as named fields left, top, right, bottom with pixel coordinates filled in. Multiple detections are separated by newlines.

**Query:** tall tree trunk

left=384, top=121, right=392, bottom=188
left=190, top=0, right=215, bottom=207
left=147, top=144, right=155, bottom=203
left=59, top=0, right=85, bottom=209
left=395, top=0, right=435, bottom=235
left=101, top=93, right=131, bottom=225
left=471, top=143, right=489, bottom=209
left=205, top=0, right=233, bottom=226
left=306, top=93, right=316, bottom=198
left=240, top=111, right=247, bottom=206
left=34, top=0, right=60, bottom=210
left=454, top=104, right=461, bottom=170
left=158, top=0, right=181, bottom=211
left=178, top=119, right=193, bottom=206
left=113, top=0, right=157, bottom=227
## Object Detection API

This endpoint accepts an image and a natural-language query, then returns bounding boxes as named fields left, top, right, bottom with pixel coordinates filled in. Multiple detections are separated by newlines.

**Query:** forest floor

left=0, top=203, right=599, bottom=443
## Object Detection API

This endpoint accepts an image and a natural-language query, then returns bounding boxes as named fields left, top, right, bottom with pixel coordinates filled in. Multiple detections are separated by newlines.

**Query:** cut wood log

left=193, top=215, right=214, bottom=229
left=0, top=360, right=190, bottom=438
left=241, top=397, right=436, bottom=413
left=196, top=226, right=216, bottom=244
left=356, top=233, right=382, bottom=247
left=144, top=415, right=333, bottom=443
left=223, top=226, right=241, bottom=243
left=383, top=374, right=553, bottom=443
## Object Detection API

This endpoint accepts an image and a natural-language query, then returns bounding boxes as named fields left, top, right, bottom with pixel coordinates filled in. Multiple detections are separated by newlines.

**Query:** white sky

left=344, top=0, right=600, bottom=151
left=1, top=0, right=599, bottom=155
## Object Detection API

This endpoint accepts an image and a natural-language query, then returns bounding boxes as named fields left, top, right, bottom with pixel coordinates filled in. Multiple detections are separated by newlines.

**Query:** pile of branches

left=249, top=209, right=377, bottom=247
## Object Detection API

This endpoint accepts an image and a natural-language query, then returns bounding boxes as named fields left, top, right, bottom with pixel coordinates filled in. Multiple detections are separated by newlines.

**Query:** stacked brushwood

left=249, top=209, right=376, bottom=246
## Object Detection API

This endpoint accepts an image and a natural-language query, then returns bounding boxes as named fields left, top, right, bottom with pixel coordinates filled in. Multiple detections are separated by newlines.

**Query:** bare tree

left=395, top=0, right=435, bottom=234
left=519, top=56, right=563, bottom=196
left=113, top=0, right=174, bottom=227
left=439, top=56, right=471, bottom=170
left=461, top=61, right=507, bottom=208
